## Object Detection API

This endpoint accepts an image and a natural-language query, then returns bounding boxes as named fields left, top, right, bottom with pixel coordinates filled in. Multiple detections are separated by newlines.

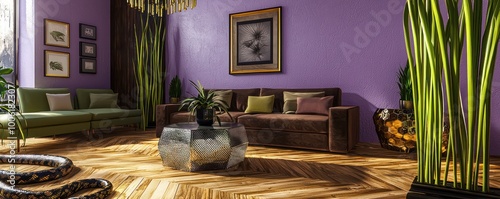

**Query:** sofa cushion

left=18, top=87, right=71, bottom=113
left=170, top=111, right=246, bottom=124
left=76, top=89, right=115, bottom=109
left=296, top=96, right=334, bottom=116
left=260, top=88, right=342, bottom=113
left=283, top=91, right=325, bottom=114
left=237, top=113, right=328, bottom=133
left=75, top=108, right=141, bottom=120
left=89, top=93, right=120, bottom=108
left=208, top=88, right=261, bottom=112
left=245, top=95, right=275, bottom=113
left=46, top=93, right=74, bottom=111
left=213, top=90, right=233, bottom=109
left=14, top=111, right=92, bottom=128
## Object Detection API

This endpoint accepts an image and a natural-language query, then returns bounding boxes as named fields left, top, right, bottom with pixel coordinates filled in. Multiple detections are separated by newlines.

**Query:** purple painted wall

left=166, top=0, right=500, bottom=155
left=20, top=0, right=110, bottom=91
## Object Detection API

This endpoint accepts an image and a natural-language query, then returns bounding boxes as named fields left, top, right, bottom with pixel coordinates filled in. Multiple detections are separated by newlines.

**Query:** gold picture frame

left=44, top=50, right=70, bottom=78
left=229, top=7, right=282, bottom=74
left=44, top=19, right=70, bottom=48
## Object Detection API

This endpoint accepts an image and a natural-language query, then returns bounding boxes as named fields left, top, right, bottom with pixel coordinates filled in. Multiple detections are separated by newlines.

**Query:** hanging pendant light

left=126, top=0, right=197, bottom=16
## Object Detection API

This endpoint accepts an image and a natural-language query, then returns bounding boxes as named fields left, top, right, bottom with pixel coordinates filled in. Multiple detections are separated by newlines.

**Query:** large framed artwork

left=229, top=7, right=282, bottom=74
left=44, top=50, right=70, bottom=78
left=44, top=19, right=70, bottom=48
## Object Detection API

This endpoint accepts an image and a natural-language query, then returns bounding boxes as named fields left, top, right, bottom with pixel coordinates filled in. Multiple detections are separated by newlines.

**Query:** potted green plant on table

left=397, top=61, right=412, bottom=110
left=169, top=75, right=181, bottom=104
left=179, top=80, right=232, bottom=126
left=404, top=0, right=500, bottom=197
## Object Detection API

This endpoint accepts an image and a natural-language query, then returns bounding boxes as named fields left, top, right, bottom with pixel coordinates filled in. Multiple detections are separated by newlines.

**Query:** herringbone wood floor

left=1, top=128, right=499, bottom=198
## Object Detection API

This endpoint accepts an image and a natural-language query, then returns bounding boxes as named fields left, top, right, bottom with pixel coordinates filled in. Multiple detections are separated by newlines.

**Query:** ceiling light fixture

left=126, top=0, right=197, bottom=16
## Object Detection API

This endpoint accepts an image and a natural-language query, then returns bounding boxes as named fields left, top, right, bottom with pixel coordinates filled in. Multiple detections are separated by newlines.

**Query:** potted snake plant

left=397, top=61, right=412, bottom=110
left=168, top=75, right=181, bottom=103
left=179, top=80, right=232, bottom=126
left=404, top=0, right=500, bottom=197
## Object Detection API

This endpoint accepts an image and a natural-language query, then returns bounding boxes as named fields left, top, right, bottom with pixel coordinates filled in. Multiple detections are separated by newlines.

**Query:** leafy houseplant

left=397, top=61, right=412, bottom=110
left=169, top=75, right=181, bottom=103
left=404, top=0, right=500, bottom=197
left=0, top=66, right=26, bottom=145
left=0, top=66, right=15, bottom=98
left=179, top=80, right=232, bottom=126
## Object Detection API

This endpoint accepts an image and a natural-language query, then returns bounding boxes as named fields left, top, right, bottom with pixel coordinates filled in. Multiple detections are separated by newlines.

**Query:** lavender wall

left=167, top=0, right=500, bottom=155
left=20, top=0, right=110, bottom=91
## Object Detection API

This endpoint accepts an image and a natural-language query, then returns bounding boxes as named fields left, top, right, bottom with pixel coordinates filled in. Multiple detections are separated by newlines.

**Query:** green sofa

left=0, top=88, right=141, bottom=141
left=75, top=89, right=142, bottom=130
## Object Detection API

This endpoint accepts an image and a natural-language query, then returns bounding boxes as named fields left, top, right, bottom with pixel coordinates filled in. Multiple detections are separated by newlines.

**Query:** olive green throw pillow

left=213, top=90, right=233, bottom=109
left=244, top=95, right=275, bottom=113
left=283, top=91, right=325, bottom=114
left=89, top=93, right=120, bottom=109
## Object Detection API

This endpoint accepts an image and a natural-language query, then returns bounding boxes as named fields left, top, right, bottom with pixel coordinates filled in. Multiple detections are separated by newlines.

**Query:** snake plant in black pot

left=169, top=75, right=181, bottom=104
left=179, top=80, right=232, bottom=126
left=397, top=61, right=412, bottom=110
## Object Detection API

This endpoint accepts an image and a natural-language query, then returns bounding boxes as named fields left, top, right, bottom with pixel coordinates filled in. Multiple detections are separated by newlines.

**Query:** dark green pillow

left=214, top=90, right=233, bottom=108
left=89, top=93, right=120, bottom=108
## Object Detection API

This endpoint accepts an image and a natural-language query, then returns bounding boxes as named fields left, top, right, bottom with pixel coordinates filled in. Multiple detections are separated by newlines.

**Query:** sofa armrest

left=329, top=106, right=359, bottom=153
left=156, top=104, right=181, bottom=137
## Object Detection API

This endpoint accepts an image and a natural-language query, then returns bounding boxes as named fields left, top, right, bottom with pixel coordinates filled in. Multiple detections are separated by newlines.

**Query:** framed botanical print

left=44, top=19, right=70, bottom=48
left=44, top=50, right=70, bottom=77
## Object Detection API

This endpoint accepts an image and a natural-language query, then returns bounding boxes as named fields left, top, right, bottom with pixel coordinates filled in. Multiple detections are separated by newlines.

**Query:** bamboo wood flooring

left=1, top=128, right=499, bottom=198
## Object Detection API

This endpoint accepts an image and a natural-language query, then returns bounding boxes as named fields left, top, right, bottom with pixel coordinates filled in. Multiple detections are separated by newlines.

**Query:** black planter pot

left=196, top=108, right=214, bottom=126
left=399, top=99, right=414, bottom=110
left=407, top=177, right=500, bottom=199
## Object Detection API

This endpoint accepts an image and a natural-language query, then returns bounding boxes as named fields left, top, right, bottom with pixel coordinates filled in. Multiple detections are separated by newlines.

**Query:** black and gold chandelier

left=126, top=0, right=197, bottom=16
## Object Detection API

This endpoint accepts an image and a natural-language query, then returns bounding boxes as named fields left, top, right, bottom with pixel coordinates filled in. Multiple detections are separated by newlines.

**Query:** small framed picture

left=45, top=50, right=70, bottom=78
left=45, top=19, right=70, bottom=48
left=80, top=58, right=97, bottom=74
left=80, top=42, right=97, bottom=57
left=79, top=23, right=96, bottom=40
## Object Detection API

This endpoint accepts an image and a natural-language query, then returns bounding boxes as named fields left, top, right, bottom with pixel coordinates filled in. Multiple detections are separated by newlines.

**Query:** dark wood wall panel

left=110, top=0, right=141, bottom=109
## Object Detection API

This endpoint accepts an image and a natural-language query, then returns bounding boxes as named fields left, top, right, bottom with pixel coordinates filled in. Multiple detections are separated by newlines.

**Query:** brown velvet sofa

left=156, top=88, right=359, bottom=153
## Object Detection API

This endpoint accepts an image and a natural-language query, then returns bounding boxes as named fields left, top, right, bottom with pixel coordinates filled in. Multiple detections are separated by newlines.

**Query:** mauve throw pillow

left=283, top=91, right=325, bottom=114
left=46, top=93, right=74, bottom=111
left=296, top=96, right=334, bottom=116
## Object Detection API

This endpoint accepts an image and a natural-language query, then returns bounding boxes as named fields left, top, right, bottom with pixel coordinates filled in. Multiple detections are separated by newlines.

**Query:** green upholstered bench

left=75, top=89, right=141, bottom=130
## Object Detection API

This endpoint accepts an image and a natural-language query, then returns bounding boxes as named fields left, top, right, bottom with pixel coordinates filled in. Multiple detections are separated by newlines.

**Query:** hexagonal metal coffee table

left=158, top=122, right=248, bottom=171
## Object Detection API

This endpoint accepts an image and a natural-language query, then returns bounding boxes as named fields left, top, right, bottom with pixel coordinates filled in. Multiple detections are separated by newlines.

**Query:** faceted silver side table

left=158, top=122, right=248, bottom=171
